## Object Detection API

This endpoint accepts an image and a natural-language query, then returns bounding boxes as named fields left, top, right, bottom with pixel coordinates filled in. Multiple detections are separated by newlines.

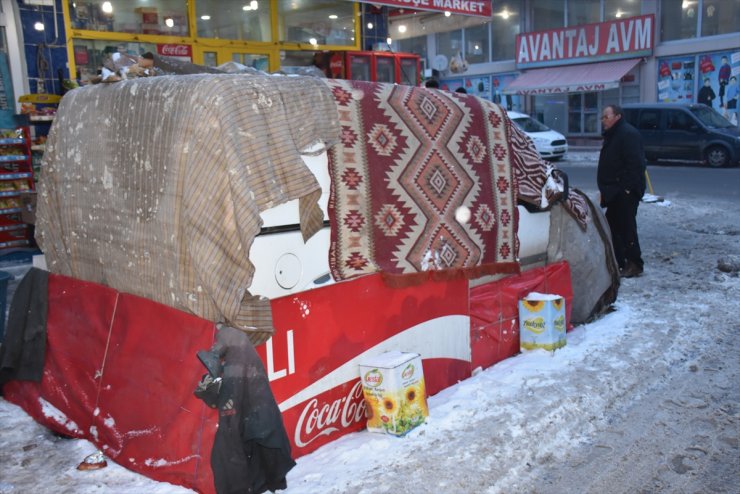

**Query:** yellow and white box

left=360, top=351, right=429, bottom=436
left=518, top=292, right=566, bottom=351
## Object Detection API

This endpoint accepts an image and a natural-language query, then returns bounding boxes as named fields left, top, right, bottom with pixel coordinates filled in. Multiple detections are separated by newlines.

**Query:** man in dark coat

left=597, top=104, right=646, bottom=278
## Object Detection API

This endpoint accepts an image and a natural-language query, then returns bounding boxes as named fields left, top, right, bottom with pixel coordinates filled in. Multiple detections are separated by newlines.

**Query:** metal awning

left=503, top=58, right=642, bottom=95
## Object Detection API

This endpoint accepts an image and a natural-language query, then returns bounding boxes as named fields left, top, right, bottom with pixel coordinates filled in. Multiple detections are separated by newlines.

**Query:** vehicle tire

left=705, top=146, right=729, bottom=168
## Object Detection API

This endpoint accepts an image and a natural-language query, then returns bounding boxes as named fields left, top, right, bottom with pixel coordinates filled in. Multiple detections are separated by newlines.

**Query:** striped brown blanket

left=36, top=74, right=339, bottom=344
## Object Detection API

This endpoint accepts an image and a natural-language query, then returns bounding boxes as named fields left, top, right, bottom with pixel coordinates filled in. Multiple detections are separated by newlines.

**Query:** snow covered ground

left=1, top=180, right=739, bottom=493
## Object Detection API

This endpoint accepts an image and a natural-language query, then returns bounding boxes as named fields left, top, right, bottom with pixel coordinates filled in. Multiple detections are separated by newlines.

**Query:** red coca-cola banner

left=156, top=43, right=192, bottom=60
left=352, top=0, right=491, bottom=18
left=516, top=14, right=654, bottom=69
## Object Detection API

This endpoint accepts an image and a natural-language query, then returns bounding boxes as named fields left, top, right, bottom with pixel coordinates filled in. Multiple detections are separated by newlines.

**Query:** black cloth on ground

left=0, top=268, right=48, bottom=392
left=197, top=326, right=296, bottom=494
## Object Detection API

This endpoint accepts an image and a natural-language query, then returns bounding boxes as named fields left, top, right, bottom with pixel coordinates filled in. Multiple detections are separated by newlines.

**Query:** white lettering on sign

left=361, top=0, right=491, bottom=17
left=634, top=17, right=651, bottom=50
left=432, top=0, right=486, bottom=13
left=266, top=330, right=295, bottom=381
left=159, top=45, right=190, bottom=57
left=294, top=380, right=366, bottom=448
left=515, top=83, right=608, bottom=95
left=516, top=14, right=654, bottom=67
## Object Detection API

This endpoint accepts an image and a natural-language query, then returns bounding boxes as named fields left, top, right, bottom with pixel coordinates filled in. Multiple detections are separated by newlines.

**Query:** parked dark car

left=622, top=103, right=740, bottom=167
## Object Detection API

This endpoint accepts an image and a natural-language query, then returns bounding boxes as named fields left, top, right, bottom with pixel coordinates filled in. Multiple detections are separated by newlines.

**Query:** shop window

left=202, top=52, right=217, bottom=67
left=568, top=93, right=582, bottom=133
left=465, top=23, right=489, bottom=64
left=604, top=0, right=642, bottom=21
left=534, top=93, right=568, bottom=135
left=68, top=1, right=188, bottom=36
left=531, top=0, right=565, bottom=31
left=568, top=92, right=599, bottom=134
left=196, top=0, right=271, bottom=41
left=701, top=1, right=740, bottom=37
left=71, top=40, right=156, bottom=84
left=435, top=29, right=463, bottom=66
left=491, top=0, right=521, bottom=61
left=277, top=0, right=355, bottom=47
left=397, top=36, right=427, bottom=67
left=660, top=0, right=697, bottom=41
left=621, top=84, right=641, bottom=105
left=231, top=53, right=269, bottom=72
left=567, top=0, right=600, bottom=26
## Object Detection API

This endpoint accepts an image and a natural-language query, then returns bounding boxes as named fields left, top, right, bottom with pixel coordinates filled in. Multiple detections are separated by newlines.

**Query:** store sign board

left=516, top=14, right=654, bottom=69
left=156, top=43, right=192, bottom=61
left=351, top=0, right=492, bottom=18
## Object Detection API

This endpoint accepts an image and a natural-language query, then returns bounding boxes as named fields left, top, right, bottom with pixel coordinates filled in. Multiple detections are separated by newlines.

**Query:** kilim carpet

left=325, top=80, right=521, bottom=283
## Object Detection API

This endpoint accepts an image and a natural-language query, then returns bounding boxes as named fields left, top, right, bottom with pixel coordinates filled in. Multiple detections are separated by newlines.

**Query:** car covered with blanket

left=0, top=59, right=619, bottom=494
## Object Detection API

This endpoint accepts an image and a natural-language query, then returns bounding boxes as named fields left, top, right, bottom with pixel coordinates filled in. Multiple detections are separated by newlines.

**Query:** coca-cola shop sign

left=156, top=43, right=192, bottom=61
left=516, top=14, right=654, bottom=69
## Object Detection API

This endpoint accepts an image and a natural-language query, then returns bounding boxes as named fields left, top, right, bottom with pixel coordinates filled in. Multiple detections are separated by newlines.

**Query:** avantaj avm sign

left=516, top=14, right=654, bottom=69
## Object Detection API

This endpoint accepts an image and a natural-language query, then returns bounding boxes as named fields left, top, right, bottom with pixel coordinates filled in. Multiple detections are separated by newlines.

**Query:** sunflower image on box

left=360, top=352, right=429, bottom=436
left=518, top=293, right=567, bottom=351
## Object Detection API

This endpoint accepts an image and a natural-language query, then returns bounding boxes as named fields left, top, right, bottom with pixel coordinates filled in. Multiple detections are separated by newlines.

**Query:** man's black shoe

left=620, top=261, right=643, bottom=278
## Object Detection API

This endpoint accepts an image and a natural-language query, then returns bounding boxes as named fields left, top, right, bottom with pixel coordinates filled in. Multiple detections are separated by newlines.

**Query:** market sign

left=351, top=0, right=492, bottom=18
left=515, top=14, right=654, bottom=69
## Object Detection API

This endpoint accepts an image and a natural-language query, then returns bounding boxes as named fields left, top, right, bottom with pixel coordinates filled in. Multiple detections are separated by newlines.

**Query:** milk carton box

left=518, top=292, right=566, bottom=351
left=360, top=351, right=429, bottom=436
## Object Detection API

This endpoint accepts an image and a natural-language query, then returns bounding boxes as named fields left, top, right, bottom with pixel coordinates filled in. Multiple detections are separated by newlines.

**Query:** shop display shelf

left=0, top=155, right=28, bottom=162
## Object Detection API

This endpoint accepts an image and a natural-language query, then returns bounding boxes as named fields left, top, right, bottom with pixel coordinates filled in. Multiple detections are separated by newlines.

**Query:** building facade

left=390, top=0, right=739, bottom=136
left=0, top=1, right=738, bottom=138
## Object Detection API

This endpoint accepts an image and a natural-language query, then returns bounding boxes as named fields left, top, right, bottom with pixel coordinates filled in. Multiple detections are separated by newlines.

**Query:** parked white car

left=507, top=110, right=568, bottom=161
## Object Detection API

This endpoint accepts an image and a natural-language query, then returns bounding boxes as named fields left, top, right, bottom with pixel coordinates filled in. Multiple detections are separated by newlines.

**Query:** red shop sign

left=156, top=43, right=192, bottom=60
left=516, top=14, right=654, bottom=69
left=351, top=0, right=491, bottom=18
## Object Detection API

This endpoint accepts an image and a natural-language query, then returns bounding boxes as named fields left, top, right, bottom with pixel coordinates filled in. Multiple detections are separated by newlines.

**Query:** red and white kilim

left=508, top=122, right=589, bottom=228
left=326, top=80, right=519, bottom=282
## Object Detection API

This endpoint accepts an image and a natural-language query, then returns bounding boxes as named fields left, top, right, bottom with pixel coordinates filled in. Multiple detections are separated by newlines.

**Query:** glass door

left=194, top=46, right=273, bottom=72
left=230, top=52, right=270, bottom=72
left=347, top=53, right=371, bottom=81
left=375, top=54, right=395, bottom=83
left=398, top=56, right=419, bottom=86
left=568, top=92, right=599, bottom=135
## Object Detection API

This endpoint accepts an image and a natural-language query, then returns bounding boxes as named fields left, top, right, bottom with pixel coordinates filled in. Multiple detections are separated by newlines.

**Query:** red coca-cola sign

left=156, top=44, right=192, bottom=59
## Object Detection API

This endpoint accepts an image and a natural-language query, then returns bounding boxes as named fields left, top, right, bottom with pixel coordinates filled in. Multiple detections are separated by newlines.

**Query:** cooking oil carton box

left=518, top=292, right=566, bottom=351
left=360, top=351, right=429, bottom=436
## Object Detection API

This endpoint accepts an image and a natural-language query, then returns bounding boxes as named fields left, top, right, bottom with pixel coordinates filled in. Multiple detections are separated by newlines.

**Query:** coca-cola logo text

left=294, top=380, right=366, bottom=448
left=158, top=44, right=191, bottom=57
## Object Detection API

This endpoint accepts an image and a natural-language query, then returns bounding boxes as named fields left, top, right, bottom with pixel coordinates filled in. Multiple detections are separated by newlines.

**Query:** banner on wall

left=491, top=72, right=523, bottom=112
left=656, top=56, right=695, bottom=104
left=350, top=0, right=492, bottom=18
left=657, top=50, right=740, bottom=115
left=440, top=76, right=491, bottom=99
left=440, top=73, right=522, bottom=112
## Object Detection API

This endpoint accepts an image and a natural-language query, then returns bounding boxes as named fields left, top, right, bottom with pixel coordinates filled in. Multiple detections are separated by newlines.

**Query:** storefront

left=1, top=1, right=738, bottom=132
left=63, top=1, right=362, bottom=84
left=503, top=14, right=652, bottom=136
left=388, top=1, right=738, bottom=138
